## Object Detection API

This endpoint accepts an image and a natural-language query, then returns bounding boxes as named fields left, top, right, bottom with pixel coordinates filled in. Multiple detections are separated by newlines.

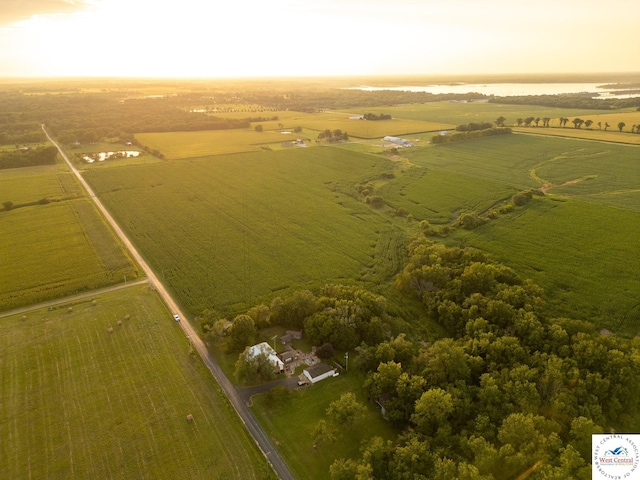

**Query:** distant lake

left=350, top=83, right=639, bottom=99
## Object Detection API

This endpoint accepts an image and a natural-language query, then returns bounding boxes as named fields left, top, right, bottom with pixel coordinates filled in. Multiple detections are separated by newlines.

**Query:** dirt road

left=42, top=126, right=296, bottom=480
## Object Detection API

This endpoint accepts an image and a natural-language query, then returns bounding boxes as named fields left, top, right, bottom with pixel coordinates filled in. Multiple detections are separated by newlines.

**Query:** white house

left=303, top=362, right=336, bottom=384
left=247, top=342, right=284, bottom=372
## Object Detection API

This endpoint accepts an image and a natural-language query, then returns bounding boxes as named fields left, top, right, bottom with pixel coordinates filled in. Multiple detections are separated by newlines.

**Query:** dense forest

left=0, top=145, right=58, bottom=170
left=212, top=233, right=640, bottom=479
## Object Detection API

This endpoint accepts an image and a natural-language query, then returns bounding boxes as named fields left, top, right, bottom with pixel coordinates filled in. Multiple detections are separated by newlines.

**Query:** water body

left=351, top=83, right=639, bottom=99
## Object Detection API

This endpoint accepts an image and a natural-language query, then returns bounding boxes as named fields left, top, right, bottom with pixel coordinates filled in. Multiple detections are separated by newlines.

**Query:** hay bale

left=92, top=300, right=97, bottom=306
left=117, top=320, right=122, bottom=326
left=108, top=326, right=114, bottom=333
left=21, top=315, right=27, bottom=321
left=186, top=414, right=194, bottom=423
left=124, top=314, right=130, bottom=320
left=67, top=307, right=73, bottom=313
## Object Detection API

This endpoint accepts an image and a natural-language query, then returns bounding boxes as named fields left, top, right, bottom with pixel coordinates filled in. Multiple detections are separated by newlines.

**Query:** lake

left=350, top=83, right=639, bottom=99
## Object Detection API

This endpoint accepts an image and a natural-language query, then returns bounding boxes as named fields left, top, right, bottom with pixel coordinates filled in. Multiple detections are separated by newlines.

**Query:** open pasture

left=456, top=197, right=640, bottom=331
left=83, top=148, right=405, bottom=316
left=251, top=374, right=397, bottom=479
left=0, top=197, right=138, bottom=311
left=338, top=101, right=605, bottom=127
left=0, top=285, right=273, bottom=480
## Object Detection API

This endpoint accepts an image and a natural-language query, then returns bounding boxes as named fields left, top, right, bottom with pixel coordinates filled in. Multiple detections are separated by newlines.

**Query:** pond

left=82, top=151, right=140, bottom=163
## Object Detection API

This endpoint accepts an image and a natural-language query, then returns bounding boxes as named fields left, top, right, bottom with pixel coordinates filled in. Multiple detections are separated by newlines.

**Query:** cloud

left=0, top=0, right=95, bottom=25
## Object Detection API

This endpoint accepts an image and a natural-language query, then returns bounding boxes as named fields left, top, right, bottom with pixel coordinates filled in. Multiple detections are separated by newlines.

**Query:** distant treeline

left=0, top=146, right=58, bottom=170
left=489, top=93, right=640, bottom=110
left=431, top=127, right=512, bottom=144
left=363, top=113, right=392, bottom=121
left=455, top=122, right=493, bottom=132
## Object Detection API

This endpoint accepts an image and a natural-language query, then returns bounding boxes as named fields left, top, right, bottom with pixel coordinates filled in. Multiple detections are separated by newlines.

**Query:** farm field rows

left=83, top=147, right=406, bottom=316
left=0, top=163, right=139, bottom=310
left=455, top=197, right=640, bottom=331
left=375, top=133, right=640, bottom=327
left=0, top=285, right=273, bottom=480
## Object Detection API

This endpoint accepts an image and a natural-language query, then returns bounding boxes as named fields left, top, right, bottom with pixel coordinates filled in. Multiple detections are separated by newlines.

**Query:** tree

left=534, top=117, right=540, bottom=127
left=572, top=118, right=584, bottom=129
left=229, top=314, right=256, bottom=351
left=597, top=121, right=602, bottom=130
left=254, top=124, right=263, bottom=132
left=316, top=342, right=335, bottom=359
left=495, top=116, right=506, bottom=127
left=411, top=388, right=454, bottom=435
left=312, top=419, right=337, bottom=447
left=3, top=201, right=14, bottom=211
left=516, top=118, right=523, bottom=127
left=584, top=119, right=593, bottom=129
left=542, top=117, right=551, bottom=127
left=234, top=347, right=277, bottom=383
left=604, top=122, right=610, bottom=131
left=618, top=122, right=626, bottom=132
left=326, top=392, right=367, bottom=429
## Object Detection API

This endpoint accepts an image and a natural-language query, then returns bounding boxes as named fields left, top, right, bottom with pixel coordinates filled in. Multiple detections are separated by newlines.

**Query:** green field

left=251, top=375, right=397, bottom=479
left=513, top=126, right=640, bottom=145
left=387, top=134, right=640, bottom=329
left=0, top=285, right=273, bottom=479
left=0, top=166, right=139, bottom=310
left=83, top=147, right=407, bottom=316
left=339, top=101, right=607, bottom=126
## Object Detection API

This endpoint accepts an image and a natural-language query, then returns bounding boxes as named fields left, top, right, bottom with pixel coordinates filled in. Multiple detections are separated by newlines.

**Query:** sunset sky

left=1, top=0, right=638, bottom=78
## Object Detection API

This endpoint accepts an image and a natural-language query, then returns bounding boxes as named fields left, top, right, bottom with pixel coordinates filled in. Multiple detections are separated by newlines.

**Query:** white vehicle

left=173, top=313, right=181, bottom=322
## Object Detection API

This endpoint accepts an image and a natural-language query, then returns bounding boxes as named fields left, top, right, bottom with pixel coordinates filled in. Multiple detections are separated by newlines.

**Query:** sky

left=0, top=0, right=638, bottom=78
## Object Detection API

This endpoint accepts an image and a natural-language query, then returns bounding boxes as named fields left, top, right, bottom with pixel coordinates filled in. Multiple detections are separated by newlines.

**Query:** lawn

left=0, top=163, right=138, bottom=311
left=251, top=374, right=397, bottom=479
left=0, top=284, right=274, bottom=480
left=83, top=147, right=406, bottom=317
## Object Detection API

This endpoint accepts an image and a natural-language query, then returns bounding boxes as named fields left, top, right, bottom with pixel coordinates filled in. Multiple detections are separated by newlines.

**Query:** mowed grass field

left=0, top=285, right=274, bottom=480
left=0, top=168, right=138, bottom=311
left=251, top=375, right=397, bottom=479
left=83, top=147, right=406, bottom=316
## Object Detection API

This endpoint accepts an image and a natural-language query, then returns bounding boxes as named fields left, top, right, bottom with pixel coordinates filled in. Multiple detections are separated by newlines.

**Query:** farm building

left=383, top=136, right=413, bottom=147
left=247, top=342, right=284, bottom=372
left=303, top=362, right=336, bottom=384
left=278, top=350, right=296, bottom=364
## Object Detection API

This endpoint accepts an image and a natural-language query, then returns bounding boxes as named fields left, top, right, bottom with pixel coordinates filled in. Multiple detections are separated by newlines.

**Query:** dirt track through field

left=42, top=125, right=296, bottom=480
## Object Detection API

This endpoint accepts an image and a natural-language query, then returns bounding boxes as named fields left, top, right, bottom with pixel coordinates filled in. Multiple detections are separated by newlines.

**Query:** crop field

left=0, top=285, right=273, bottom=480
left=0, top=198, right=139, bottom=310
left=385, top=134, right=640, bottom=328
left=251, top=374, right=397, bottom=479
left=135, top=129, right=310, bottom=159
left=455, top=197, right=640, bottom=331
left=339, top=101, right=605, bottom=126
left=83, top=147, right=406, bottom=316
left=513, top=127, right=640, bottom=145
left=0, top=169, right=82, bottom=205
left=0, top=165, right=139, bottom=311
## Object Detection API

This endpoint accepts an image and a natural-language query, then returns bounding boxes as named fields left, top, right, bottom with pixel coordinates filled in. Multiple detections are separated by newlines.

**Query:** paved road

left=42, top=126, right=296, bottom=480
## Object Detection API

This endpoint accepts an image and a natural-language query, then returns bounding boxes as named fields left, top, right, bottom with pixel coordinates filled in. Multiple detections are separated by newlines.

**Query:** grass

left=251, top=373, right=397, bottom=479
left=0, top=284, right=274, bottom=479
left=83, top=147, right=406, bottom=317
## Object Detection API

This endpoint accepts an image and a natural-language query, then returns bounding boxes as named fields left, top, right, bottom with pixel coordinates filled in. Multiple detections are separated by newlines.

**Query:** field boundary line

left=0, top=279, right=148, bottom=318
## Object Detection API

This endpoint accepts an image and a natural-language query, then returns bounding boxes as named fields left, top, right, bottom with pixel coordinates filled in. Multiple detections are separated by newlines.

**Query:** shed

left=279, top=350, right=296, bottom=363
left=303, top=362, right=336, bottom=384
